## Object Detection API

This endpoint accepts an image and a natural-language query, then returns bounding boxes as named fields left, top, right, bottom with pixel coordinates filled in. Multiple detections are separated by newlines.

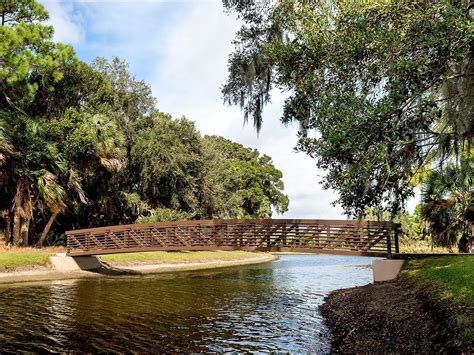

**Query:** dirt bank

left=321, top=281, right=470, bottom=353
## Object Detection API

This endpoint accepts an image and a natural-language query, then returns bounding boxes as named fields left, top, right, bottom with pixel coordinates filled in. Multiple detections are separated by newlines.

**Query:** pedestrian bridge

left=66, top=219, right=400, bottom=257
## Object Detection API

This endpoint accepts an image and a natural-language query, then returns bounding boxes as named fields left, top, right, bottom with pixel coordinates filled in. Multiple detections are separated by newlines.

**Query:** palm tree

left=35, top=170, right=66, bottom=247
left=421, top=159, right=473, bottom=251
left=34, top=113, right=127, bottom=247
left=0, top=112, right=14, bottom=244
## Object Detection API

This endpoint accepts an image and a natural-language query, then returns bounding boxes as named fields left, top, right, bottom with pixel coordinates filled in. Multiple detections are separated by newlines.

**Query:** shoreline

left=0, top=253, right=278, bottom=285
left=321, top=260, right=473, bottom=353
left=321, top=282, right=451, bottom=353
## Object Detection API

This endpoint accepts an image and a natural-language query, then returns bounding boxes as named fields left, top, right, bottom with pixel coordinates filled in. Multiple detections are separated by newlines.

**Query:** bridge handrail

left=66, top=218, right=396, bottom=235
left=66, top=218, right=400, bottom=257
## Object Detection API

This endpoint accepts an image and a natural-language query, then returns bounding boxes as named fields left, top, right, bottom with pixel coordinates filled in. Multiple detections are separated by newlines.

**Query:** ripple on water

left=0, top=254, right=377, bottom=352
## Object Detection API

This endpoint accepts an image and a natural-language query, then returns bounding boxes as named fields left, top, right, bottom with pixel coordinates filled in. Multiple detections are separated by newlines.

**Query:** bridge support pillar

left=372, top=259, right=405, bottom=282
left=50, top=254, right=102, bottom=272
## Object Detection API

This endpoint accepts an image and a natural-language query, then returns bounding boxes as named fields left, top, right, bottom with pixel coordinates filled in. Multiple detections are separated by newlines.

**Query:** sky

left=39, top=0, right=417, bottom=219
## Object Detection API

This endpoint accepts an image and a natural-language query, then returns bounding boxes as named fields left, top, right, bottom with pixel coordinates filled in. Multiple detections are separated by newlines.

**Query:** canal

left=0, top=254, right=377, bottom=352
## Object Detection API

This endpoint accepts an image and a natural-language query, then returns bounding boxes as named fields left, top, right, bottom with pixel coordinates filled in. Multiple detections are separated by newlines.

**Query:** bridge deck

left=66, top=219, right=400, bottom=257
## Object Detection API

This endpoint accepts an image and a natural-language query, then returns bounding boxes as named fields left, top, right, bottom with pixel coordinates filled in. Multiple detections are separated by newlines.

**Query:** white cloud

left=150, top=2, right=345, bottom=219
left=43, top=1, right=84, bottom=44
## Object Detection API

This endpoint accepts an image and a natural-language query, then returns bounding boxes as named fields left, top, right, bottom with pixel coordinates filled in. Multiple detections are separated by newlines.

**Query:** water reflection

left=0, top=254, right=376, bottom=352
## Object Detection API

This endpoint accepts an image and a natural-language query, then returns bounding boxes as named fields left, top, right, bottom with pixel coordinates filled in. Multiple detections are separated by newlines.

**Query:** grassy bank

left=400, top=256, right=474, bottom=342
left=0, top=247, right=63, bottom=271
left=0, top=248, right=268, bottom=272
left=100, top=250, right=262, bottom=265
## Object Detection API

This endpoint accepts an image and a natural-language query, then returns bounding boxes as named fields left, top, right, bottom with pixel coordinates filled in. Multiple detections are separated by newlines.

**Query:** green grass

left=401, top=256, right=474, bottom=305
left=0, top=249, right=54, bottom=271
left=401, top=256, right=474, bottom=341
left=100, top=250, right=262, bottom=264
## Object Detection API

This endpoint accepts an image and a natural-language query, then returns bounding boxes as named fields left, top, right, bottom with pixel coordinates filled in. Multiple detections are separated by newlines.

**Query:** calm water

left=0, top=255, right=376, bottom=353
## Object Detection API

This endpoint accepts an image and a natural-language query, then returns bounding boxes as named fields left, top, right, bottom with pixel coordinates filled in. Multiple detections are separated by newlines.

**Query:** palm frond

left=97, top=145, right=127, bottom=172
left=67, top=169, right=88, bottom=204
left=37, top=170, right=66, bottom=212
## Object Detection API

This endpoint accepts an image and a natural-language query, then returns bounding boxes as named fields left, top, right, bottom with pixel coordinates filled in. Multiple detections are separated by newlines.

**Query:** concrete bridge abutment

left=49, top=254, right=102, bottom=272
left=372, top=259, right=405, bottom=282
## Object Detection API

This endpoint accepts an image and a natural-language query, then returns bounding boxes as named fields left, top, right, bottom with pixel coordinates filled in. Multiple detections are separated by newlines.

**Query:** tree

left=91, top=57, right=157, bottom=142
left=60, top=57, right=159, bottom=229
left=201, top=135, right=289, bottom=218
left=0, top=0, right=77, bottom=245
left=420, top=158, right=473, bottom=250
left=0, top=3, right=291, bottom=246
left=131, top=113, right=204, bottom=214
left=223, top=0, right=473, bottom=217
left=0, top=1, right=127, bottom=245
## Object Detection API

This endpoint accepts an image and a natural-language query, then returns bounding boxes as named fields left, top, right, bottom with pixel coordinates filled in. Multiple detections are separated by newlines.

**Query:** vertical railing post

left=86, top=232, right=90, bottom=251
left=394, top=223, right=400, bottom=254
left=105, top=229, right=109, bottom=250
left=326, top=225, right=331, bottom=249
left=253, top=222, right=256, bottom=247
left=267, top=224, right=271, bottom=249
left=386, top=225, right=392, bottom=258
left=358, top=222, right=364, bottom=250
left=282, top=224, right=287, bottom=247
left=292, top=224, right=300, bottom=246
left=146, top=226, right=151, bottom=248
left=225, top=223, right=228, bottom=246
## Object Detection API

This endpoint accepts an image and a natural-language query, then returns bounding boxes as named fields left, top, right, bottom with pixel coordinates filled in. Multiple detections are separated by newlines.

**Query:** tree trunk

left=36, top=211, right=58, bottom=248
left=1, top=210, right=12, bottom=245
left=21, top=217, right=30, bottom=246
left=0, top=211, right=5, bottom=246
left=12, top=180, right=25, bottom=246
left=4, top=210, right=11, bottom=245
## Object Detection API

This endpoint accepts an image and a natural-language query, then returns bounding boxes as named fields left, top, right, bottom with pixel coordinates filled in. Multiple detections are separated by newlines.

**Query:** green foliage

left=132, top=114, right=203, bottom=212
left=364, top=206, right=423, bottom=241
left=129, top=116, right=289, bottom=221
left=91, top=57, right=157, bottom=139
left=0, top=2, right=289, bottom=246
left=420, top=158, right=473, bottom=249
left=0, top=0, right=76, bottom=108
left=202, top=135, right=289, bottom=218
left=223, top=0, right=473, bottom=217
left=136, top=208, right=190, bottom=223
left=0, top=1, right=127, bottom=245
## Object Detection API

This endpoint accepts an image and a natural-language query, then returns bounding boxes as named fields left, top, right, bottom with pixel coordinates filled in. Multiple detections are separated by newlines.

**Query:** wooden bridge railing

left=66, top=219, right=400, bottom=257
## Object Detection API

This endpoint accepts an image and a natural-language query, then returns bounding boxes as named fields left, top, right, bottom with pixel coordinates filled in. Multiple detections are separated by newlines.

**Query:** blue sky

left=40, top=0, right=417, bottom=219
